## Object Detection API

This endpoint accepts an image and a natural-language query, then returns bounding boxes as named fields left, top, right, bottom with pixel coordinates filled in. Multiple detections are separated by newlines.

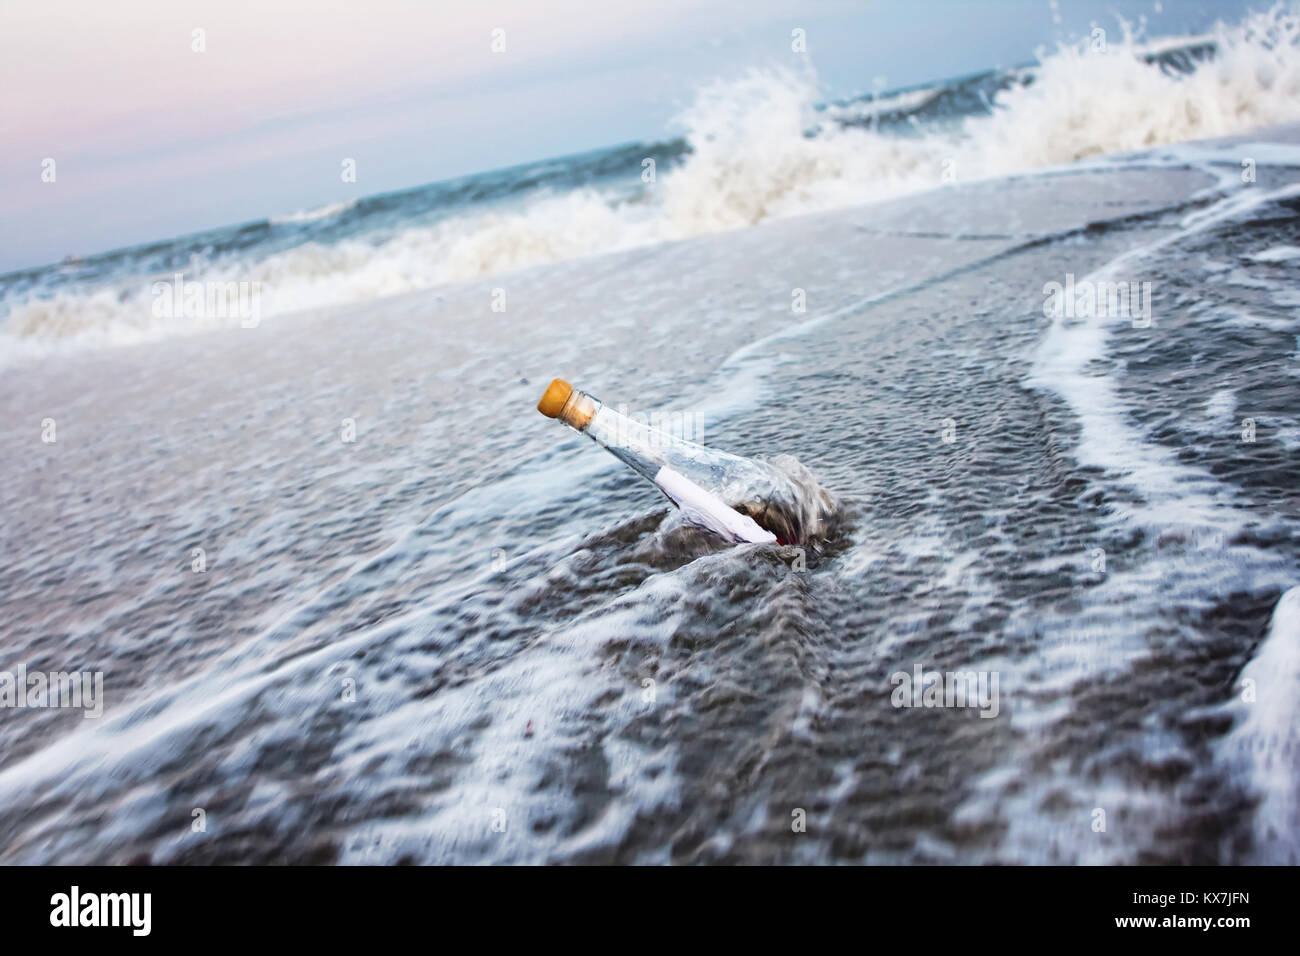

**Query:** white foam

left=334, top=590, right=686, bottom=864
left=823, top=84, right=943, bottom=124
left=0, top=450, right=694, bottom=862
left=269, top=199, right=358, bottom=225
left=1203, top=388, right=1238, bottom=431
left=1219, top=586, right=1300, bottom=863
left=1248, top=245, right=1300, bottom=262
left=1026, top=181, right=1300, bottom=537
left=971, top=180, right=1300, bottom=863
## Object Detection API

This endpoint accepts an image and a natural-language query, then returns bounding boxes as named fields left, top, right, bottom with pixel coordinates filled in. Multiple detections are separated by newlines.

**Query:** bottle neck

left=555, top=388, right=599, bottom=431
left=581, top=399, right=669, bottom=483
left=552, top=387, right=796, bottom=540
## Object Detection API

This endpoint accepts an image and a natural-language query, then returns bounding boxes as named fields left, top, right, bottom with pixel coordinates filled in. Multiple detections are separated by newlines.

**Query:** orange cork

left=537, top=378, right=573, bottom=419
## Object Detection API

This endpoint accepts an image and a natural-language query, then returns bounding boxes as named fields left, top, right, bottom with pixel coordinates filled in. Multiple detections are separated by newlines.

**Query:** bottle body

left=585, top=401, right=783, bottom=502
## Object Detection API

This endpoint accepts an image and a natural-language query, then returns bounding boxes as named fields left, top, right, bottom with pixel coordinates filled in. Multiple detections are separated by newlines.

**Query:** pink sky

left=2, top=0, right=785, bottom=268
left=0, top=0, right=1243, bottom=271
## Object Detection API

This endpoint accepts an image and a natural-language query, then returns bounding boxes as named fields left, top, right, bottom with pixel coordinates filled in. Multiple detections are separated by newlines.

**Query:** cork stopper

left=537, top=378, right=573, bottom=419
left=537, top=378, right=597, bottom=430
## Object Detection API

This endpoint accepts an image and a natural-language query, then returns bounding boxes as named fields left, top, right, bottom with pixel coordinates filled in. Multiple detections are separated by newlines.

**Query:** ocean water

left=5, top=8, right=1300, bottom=360
left=1, top=9, right=1299, bottom=863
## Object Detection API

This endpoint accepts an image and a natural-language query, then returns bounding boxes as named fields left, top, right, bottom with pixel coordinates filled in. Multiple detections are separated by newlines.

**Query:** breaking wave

left=4, top=5, right=1300, bottom=359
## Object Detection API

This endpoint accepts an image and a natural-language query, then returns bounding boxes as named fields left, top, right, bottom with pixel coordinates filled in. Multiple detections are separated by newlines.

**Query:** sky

left=0, top=0, right=1262, bottom=273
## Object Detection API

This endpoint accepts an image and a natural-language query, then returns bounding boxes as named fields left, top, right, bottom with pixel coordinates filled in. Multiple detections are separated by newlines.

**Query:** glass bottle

left=537, top=378, right=792, bottom=544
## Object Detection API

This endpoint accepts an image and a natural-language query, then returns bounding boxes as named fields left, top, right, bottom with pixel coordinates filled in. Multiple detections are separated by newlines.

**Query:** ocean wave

left=269, top=199, right=359, bottom=225
left=4, top=5, right=1300, bottom=359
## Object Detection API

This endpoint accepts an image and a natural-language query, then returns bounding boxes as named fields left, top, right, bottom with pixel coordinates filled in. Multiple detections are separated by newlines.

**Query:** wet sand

left=1, top=126, right=1299, bottom=863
